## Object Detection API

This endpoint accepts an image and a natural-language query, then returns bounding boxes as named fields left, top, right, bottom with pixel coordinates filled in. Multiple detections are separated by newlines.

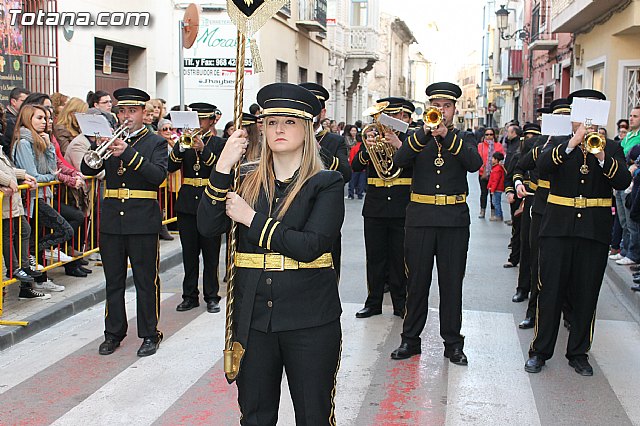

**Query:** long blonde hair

left=239, top=119, right=323, bottom=219
left=244, top=122, right=262, bottom=162
left=56, top=97, right=88, bottom=137
left=11, top=105, right=49, bottom=157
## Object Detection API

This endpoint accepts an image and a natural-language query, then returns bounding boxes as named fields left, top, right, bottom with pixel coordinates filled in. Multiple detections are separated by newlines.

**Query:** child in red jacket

left=487, top=152, right=505, bottom=221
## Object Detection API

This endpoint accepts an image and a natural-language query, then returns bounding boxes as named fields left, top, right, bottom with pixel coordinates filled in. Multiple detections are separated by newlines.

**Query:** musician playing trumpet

left=390, top=83, right=482, bottom=364
left=169, top=102, right=225, bottom=314
left=81, top=87, right=168, bottom=357
left=353, top=97, right=414, bottom=319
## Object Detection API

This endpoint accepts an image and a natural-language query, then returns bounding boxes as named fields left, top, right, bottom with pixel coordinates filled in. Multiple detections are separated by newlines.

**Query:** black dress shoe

left=631, top=284, right=640, bottom=292
left=99, top=338, right=120, bottom=355
left=176, top=299, right=200, bottom=311
left=503, top=261, right=516, bottom=268
left=390, top=342, right=421, bottom=360
left=519, top=317, right=535, bottom=329
left=65, top=268, right=87, bottom=278
left=512, top=289, right=528, bottom=303
left=137, top=332, right=163, bottom=357
left=525, top=355, right=545, bottom=373
left=631, top=264, right=640, bottom=272
left=207, top=300, right=221, bottom=313
left=568, top=356, right=593, bottom=376
left=78, top=266, right=92, bottom=274
left=355, top=307, right=382, bottom=318
left=79, top=258, right=89, bottom=266
left=444, top=347, right=468, bottom=365
left=634, top=276, right=640, bottom=284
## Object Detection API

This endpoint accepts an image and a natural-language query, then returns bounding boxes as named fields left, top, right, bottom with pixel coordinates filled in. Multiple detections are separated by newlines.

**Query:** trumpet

left=583, top=119, right=606, bottom=154
left=361, top=101, right=402, bottom=181
left=178, top=128, right=204, bottom=149
left=83, top=120, right=130, bottom=169
left=423, top=107, right=443, bottom=130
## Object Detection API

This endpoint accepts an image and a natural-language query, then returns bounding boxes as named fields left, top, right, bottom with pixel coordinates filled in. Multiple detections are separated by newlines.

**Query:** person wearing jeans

left=476, top=128, right=503, bottom=218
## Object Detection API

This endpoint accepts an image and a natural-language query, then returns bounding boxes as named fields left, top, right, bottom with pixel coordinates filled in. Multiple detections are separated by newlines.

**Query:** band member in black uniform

left=389, top=83, right=482, bottom=364
left=198, top=83, right=343, bottom=425
left=169, top=102, right=224, bottom=313
left=517, top=101, right=568, bottom=329
left=506, top=122, right=542, bottom=303
left=525, top=89, right=631, bottom=376
left=299, top=82, right=351, bottom=280
left=82, top=88, right=168, bottom=357
left=353, top=97, right=414, bottom=319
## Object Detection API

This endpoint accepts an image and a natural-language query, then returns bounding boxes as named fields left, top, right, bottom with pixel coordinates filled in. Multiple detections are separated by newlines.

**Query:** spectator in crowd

left=50, top=92, right=68, bottom=120
left=53, top=97, right=88, bottom=155
left=0, top=145, right=45, bottom=298
left=149, top=99, right=165, bottom=131
left=87, top=90, right=116, bottom=129
left=11, top=104, right=74, bottom=282
left=477, top=127, right=504, bottom=219
left=347, top=130, right=367, bottom=200
left=212, top=108, right=222, bottom=136
left=503, top=123, right=522, bottom=267
left=343, top=124, right=357, bottom=148
left=487, top=151, right=505, bottom=221
left=143, top=102, right=155, bottom=131
left=598, top=127, right=608, bottom=139
left=320, top=117, right=330, bottom=132
left=330, top=119, right=339, bottom=134
left=158, top=117, right=179, bottom=234
left=223, top=121, right=235, bottom=138
left=612, top=107, right=640, bottom=266
left=619, top=127, right=629, bottom=141
left=2, top=87, right=30, bottom=155
left=616, top=118, right=630, bottom=141
left=242, top=113, right=262, bottom=163
left=23, top=92, right=52, bottom=109
left=354, top=119, right=363, bottom=132
left=338, top=121, right=345, bottom=134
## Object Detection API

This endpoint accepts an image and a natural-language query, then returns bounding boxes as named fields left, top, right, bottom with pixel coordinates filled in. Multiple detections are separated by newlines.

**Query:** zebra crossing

left=1, top=292, right=639, bottom=425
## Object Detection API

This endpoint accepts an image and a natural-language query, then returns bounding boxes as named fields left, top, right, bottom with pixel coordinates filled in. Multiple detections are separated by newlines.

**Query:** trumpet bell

left=584, top=132, right=606, bottom=154
left=83, top=150, right=104, bottom=169
left=423, top=107, right=442, bottom=129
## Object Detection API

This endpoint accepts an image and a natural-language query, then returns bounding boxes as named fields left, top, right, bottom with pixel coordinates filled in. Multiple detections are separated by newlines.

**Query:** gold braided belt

left=367, top=177, right=412, bottom=188
left=235, top=252, right=333, bottom=271
left=547, top=194, right=612, bottom=209
left=410, top=193, right=467, bottom=205
left=537, top=179, right=550, bottom=189
left=183, top=178, right=209, bottom=187
left=104, top=188, right=157, bottom=200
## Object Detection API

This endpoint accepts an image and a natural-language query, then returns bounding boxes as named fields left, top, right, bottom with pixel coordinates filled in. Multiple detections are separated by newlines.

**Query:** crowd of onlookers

left=472, top=109, right=640, bottom=294
left=0, top=87, right=184, bottom=301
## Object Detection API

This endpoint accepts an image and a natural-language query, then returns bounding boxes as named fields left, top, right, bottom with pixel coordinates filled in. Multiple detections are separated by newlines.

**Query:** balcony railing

left=297, top=0, right=327, bottom=32
left=347, top=27, right=378, bottom=59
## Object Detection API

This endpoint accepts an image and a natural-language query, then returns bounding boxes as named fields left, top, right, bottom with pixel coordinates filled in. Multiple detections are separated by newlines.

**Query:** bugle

left=583, top=119, right=606, bottom=154
left=423, top=107, right=443, bottom=130
left=83, top=120, right=130, bottom=169
left=361, top=101, right=402, bottom=181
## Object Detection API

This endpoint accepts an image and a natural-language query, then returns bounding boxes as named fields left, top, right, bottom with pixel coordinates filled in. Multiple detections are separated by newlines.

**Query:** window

left=544, top=85, right=554, bottom=109
left=624, top=66, right=640, bottom=119
left=299, top=67, right=308, bottom=84
left=316, top=72, right=323, bottom=86
left=276, top=60, right=288, bottom=83
left=591, top=65, right=604, bottom=92
left=351, top=0, right=368, bottom=26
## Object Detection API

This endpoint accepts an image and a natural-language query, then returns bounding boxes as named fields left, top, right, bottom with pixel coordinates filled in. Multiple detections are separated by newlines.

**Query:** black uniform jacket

left=168, top=135, right=224, bottom=215
left=394, top=126, right=482, bottom=227
left=519, top=135, right=552, bottom=215
left=507, top=136, right=539, bottom=195
left=197, top=168, right=344, bottom=350
left=81, top=127, right=168, bottom=235
left=317, top=130, right=352, bottom=183
left=537, top=136, right=631, bottom=245
left=352, top=135, right=412, bottom=218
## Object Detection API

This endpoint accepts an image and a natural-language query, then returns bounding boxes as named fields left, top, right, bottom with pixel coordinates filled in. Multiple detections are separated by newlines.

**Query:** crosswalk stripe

left=445, top=310, right=541, bottom=426
left=51, top=308, right=227, bottom=425
left=590, top=319, right=640, bottom=423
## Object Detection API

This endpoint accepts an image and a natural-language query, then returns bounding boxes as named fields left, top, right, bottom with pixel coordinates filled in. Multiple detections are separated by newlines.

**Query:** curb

left=0, top=246, right=183, bottom=352
left=604, top=260, right=640, bottom=325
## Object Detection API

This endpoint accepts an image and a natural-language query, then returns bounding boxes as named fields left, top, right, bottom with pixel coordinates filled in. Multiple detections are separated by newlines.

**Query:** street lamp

left=495, top=5, right=530, bottom=42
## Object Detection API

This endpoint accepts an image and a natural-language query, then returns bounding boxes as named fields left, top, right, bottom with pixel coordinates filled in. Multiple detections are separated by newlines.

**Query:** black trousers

left=401, top=226, right=469, bottom=350
left=362, top=217, right=407, bottom=313
left=237, top=320, right=342, bottom=426
left=332, top=234, right=341, bottom=282
left=525, top=212, right=542, bottom=319
left=529, top=236, right=608, bottom=360
left=100, top=233, right=161, bottom=340
left=478, top=176, right=493, bottom=210
left=516, top=195, right=533, bottom=293
left=177, top=212, right=221, bottom=303
left=507, top=201, right=521, bottom=265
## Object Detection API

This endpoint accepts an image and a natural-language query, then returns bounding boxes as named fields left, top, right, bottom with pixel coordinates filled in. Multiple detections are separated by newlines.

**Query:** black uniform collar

left=126, top=126, right=149, bottom=142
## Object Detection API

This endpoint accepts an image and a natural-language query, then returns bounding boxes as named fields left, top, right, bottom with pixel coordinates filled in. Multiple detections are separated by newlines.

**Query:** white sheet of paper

left=170, top=111, right=200, bottom=129
left=378, top=113, right=409, bottom=134
left=75, top=113, right=113, bottom=137
left=541, top=114, right=572, bottom=136
left=570, top=97, right=611, bottom=125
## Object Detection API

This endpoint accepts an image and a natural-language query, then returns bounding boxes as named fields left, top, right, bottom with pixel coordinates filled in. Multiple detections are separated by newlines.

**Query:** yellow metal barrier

left=0, top=175, right=178, bottom=327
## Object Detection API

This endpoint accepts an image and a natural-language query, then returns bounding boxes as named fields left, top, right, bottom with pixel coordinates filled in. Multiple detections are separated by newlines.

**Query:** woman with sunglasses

left=198, top=83, right=344, bottom=425
left=477, top=127, right=504, bottom=219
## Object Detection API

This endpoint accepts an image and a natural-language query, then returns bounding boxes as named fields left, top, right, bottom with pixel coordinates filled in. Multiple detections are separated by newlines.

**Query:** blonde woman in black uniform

left=198, top=83, right=344, bottom=426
